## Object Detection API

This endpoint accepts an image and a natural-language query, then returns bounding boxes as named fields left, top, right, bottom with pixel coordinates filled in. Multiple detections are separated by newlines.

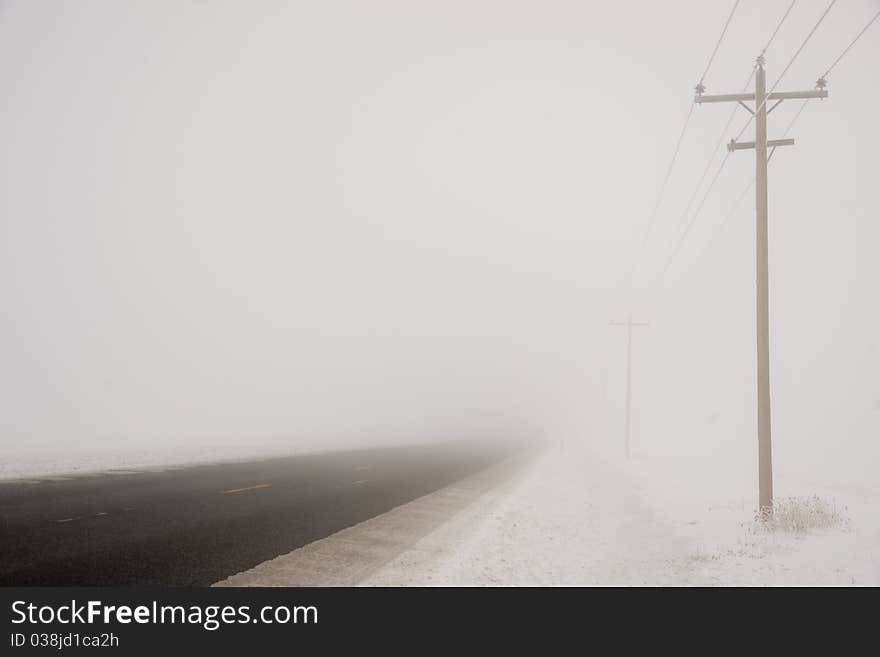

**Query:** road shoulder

left=213, top=452, right=533, bottom=586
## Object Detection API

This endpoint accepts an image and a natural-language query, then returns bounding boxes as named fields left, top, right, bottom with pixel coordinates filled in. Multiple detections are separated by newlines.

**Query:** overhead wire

left=638, top=0, right=871, bottom=297
left=623, top=0, right=742, bottom=292
left=670, top=1, right=880, bottom=283
left=648, top=0, right=803, bottom=289
left=653, top=15, right=861, bottom=296
left=733, top=0, right=837, bottom=143
left=761, top=0, right=799, bottom=56
left=658, top=150, right=731, bottom=282
left=698, top=0, right=743, bottom=88
left=821, top=5, right=880, bottom=78
left=663, top=67, right=755, bottom=262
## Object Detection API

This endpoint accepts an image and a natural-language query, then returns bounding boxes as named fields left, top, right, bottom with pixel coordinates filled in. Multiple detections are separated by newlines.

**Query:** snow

left=627, top=451, right=879, bottom=585
left=0, top=443, right=322, bottom=480
left=363, top=444, right=879, bottom=586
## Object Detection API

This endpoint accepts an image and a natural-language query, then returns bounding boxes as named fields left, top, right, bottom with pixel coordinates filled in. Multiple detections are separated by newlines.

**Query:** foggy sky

left=1, top=1, right=877, bottom=484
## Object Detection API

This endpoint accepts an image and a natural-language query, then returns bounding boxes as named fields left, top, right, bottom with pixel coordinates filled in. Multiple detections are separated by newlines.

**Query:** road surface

left=0, top=442, right=509, bottom=585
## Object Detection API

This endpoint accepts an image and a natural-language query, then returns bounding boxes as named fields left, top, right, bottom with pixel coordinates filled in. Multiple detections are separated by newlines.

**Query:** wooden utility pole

left=694, top=55, right=828, bottom=515
left=610, top=317, right=649, bottom=460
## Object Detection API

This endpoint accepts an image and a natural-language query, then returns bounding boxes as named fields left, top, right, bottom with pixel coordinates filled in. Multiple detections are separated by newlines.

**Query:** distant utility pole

left=694, top=55, right=828, bottom=515
left=610, top=317, right=649, bottom=460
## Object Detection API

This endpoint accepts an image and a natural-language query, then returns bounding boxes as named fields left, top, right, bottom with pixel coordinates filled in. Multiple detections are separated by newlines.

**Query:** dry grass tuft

left=756, top=495, right=848, bottom=533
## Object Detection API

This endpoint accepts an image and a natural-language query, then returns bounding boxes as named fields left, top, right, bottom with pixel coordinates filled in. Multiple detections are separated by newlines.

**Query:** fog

left=1, top=1, right=877, bottom=488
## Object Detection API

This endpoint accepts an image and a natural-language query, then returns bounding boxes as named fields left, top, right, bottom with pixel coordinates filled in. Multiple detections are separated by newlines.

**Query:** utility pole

left=694, top=55, right=828, bottom=515
left=610, top=317, right=649, bottom=460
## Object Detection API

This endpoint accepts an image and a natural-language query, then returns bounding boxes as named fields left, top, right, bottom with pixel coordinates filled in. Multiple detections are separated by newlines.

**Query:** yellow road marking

left=222, top=483, right=272, bottom=494
left=55, top=518, right=75, bottom=523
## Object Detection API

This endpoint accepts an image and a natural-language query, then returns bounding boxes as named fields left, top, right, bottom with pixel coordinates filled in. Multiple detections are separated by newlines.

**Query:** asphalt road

left=0, top=442, right=509, bottom=586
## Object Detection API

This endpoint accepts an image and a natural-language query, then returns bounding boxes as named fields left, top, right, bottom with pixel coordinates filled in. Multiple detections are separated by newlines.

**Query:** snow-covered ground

left=0, top=442, right=327, bottom=480
left=363, top=446, right=694, bottom=585
left=626, top=451, right=879, bottom=586
left=363, top=444, right=879, bottom=586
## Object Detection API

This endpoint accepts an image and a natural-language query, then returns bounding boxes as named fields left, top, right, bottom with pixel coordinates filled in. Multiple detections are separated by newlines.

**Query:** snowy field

left=364, top=444, right=879, bottom=586
left=626, top=453, right=878, bottom=585
left=0, top=442, right=331, bottom=480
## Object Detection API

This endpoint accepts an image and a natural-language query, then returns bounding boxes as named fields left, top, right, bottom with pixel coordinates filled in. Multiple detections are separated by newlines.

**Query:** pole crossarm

left=728, top=138, right=794, bottom=152
left=695, top=91, right=756, bottom=103
left=765, top=89, right=828, bottom=101
left=694, top=88, right=828, bottom=104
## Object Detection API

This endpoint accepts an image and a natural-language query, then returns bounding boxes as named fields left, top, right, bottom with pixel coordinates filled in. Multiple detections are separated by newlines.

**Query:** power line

left=658, top=150, right=732, bottom=282
left=679, top=0, right=797, bottom=234
left=647, top=1, right=799, bottom=290
left=657, top=88, right=817, bottom=290
left=622, top=101, right=694, bottom=294
left=727, top=97, right=808, bottom=220
left=699, top=0, right=742, bottom=87
left=678, top=0, right=746, bottom=221
left=666, top=97, right=812, bottom=284
left=731, top=98, right=808, bottom=221
left=768, top=96, right=810, bottom=161
left=735, top=0, right=837, bottom=142
left=637, top=103, right=695, bottom=252
left=661, top=68, right=754, bottom=266
left=649, top=0, right=877, bottom=295
left=768, top=0, right=836, bottom=91
left=822, top=6, right=880, bottom=79
left=761, top=0, right=799, bottom=56
left=624, top=0, right=743, bottom=291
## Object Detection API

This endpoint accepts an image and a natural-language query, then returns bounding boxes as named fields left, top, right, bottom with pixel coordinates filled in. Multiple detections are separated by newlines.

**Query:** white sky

left=1, top=1, right=877, bottom=483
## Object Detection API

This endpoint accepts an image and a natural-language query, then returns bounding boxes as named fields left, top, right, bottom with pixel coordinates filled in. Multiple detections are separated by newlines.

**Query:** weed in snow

left=755, top=495, right=848, bottom=533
